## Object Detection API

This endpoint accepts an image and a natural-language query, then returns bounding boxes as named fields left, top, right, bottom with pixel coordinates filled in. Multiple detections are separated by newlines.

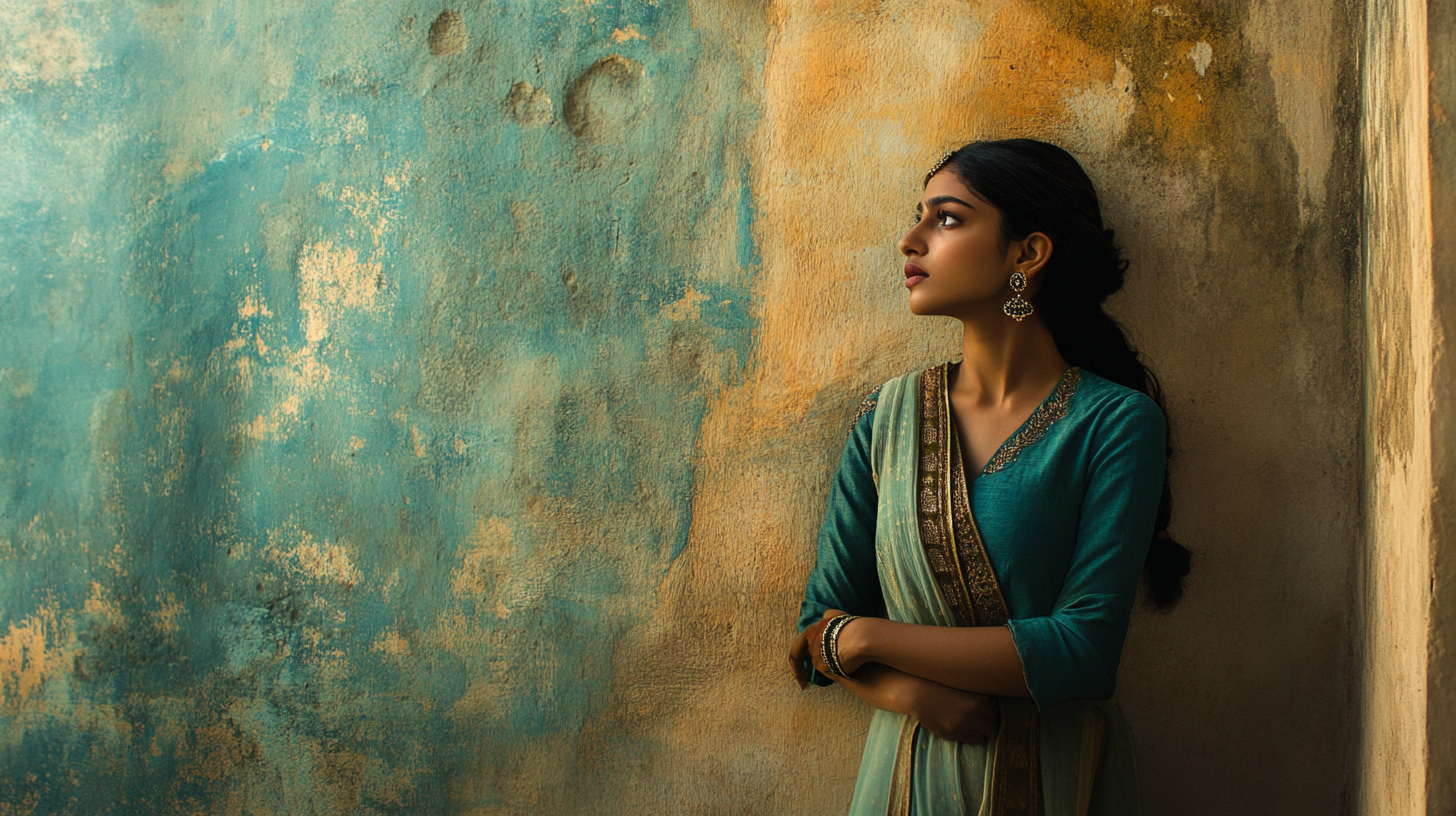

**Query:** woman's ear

left=1016, top=232, right=1054, bottom=281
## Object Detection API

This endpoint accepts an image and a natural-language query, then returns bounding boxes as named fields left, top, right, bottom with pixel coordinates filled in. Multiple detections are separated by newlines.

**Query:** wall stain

left=428, top=10, right=467, bottom=57
left=564, top=54, right=647, bottom=140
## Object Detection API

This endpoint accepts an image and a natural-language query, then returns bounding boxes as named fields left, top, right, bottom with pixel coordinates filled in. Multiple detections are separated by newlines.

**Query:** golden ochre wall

left=691, top=2, right=1363, bottom=813
left=1360, top=0, right=1430, bottom=810
left=0, top=1, right=1379, bottom=813
left=1359, top=0, right=1456, bottom=813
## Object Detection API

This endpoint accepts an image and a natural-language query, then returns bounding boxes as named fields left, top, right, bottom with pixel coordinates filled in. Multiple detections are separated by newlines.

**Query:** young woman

left=788, top=139, right=1190, bottom=816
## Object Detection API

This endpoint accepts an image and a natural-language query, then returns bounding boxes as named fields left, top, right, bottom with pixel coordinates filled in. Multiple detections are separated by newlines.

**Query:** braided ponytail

left=942, top=140, right=1191, bottom=609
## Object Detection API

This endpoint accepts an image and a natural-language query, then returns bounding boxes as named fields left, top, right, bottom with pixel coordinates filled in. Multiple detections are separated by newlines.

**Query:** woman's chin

left=907, top=287, right=999, bottom=320
left=906, top=288, right=949, bottom=317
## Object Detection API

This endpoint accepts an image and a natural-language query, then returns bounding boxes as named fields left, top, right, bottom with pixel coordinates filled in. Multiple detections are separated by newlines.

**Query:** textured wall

left=1359, top=0, right=1431, bottom=810
left=0, top=2, right=1362, bottom=814
left=1360, top=0, right=1456, bottom=812
left=1426, top=0, right=1456, bottom=806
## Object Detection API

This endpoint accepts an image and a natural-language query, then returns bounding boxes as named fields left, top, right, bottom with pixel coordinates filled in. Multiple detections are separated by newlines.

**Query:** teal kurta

left=798, top=364, right=1166, bottom=815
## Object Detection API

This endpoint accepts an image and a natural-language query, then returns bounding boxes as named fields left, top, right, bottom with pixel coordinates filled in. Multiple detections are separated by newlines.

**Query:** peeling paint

left=0, top=607, right=60, bottom=712
left=1187, top=40, right=1214, bottom=76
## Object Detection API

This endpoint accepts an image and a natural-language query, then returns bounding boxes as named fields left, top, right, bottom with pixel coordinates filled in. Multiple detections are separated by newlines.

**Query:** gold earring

left=1003, top=271, right=1033, bottom=321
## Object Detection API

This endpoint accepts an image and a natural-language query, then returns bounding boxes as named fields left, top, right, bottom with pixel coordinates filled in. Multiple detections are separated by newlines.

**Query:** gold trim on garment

left=852, top=387, right=882, bottom=428
left=891, top=362, right=1088, bottom=816
left=913, top=364, right=979, bottom=627
left=855, top=387, right=882, bottom=489
left=990, top=699, right=1041, bottom=816
left=981, top=367, right=1081, bottom=475
left=943, top=365, right=1015, bottom=628
left=886, top=719, right=921, bottom=816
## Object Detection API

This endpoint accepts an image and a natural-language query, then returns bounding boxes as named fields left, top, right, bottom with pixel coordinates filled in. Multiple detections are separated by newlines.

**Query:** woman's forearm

left=833, top=662, right=918, bottom=716
left=839, top=618, right=1031, bottom=698
left=833, top=663, right=1000, bottom=744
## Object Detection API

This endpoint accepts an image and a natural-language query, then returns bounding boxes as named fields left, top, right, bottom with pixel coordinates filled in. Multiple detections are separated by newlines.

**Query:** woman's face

left=897, top=170, right=1044, bottom=318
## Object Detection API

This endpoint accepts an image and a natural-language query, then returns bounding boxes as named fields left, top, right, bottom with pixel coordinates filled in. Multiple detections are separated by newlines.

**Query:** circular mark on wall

left=429, top=10, right=466, bottom=56
left=507, top=82, right=553, bottom=126
left=563, top=54, right=645, bottom=141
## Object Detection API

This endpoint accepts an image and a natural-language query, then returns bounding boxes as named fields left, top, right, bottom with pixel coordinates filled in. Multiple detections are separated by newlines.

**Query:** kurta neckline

left=944, top=362, right=1083, bottom=479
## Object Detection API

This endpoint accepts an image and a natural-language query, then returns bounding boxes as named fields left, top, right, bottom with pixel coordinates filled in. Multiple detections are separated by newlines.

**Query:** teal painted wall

left=1, top=2, right=763, bottom=811
left=2, top=2, right=1366, bottom=814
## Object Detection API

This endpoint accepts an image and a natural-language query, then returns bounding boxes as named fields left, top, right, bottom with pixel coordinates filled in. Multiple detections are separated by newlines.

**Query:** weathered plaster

left=1427, top=0, right=1456, bottom=804
left=1358, top=0, right=1440, bottom=812
left=3, top=1, right=761, bottom=811
left=1, top=1, right=1367, bottom=814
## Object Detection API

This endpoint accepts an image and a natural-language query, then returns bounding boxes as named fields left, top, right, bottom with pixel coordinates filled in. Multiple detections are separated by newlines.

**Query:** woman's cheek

left=906, top=277, right=958, bottom=316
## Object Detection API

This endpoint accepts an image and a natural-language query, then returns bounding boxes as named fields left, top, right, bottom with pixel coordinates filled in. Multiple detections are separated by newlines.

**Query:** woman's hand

left=834, top=614, right=870, bottom=675
left=836, top=663, right=1000, bottom=745
left=788, top=608, right=846, bottom=689
left=836, top=617, right=1032, bottom=699
left=907, top=676, right=1000, bottom=744
left=790, top=614, right=1000, bottom=744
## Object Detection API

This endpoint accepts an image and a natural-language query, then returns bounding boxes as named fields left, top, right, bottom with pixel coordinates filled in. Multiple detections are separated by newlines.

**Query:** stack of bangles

left=820, top=614, right=861, bottom=681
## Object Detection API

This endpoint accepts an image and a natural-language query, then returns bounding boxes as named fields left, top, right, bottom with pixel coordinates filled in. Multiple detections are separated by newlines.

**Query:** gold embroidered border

left=851, top=386, right=881, bottom=428
left=885, top=719, right=921, bottom=816
left=981, top=367, right=1082, bottom=475
left=915, top=364, right=978, bottom=627
left=918, top=362, right=1041, bottom=816
left=855, top=386, right=882, bottom=489
left=989, top=699, right=1041, bottom=816
left=944, top=371, right=1013, bottom=627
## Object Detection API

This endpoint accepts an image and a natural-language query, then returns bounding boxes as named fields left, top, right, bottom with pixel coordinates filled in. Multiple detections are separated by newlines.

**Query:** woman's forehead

left=920, top=172, right=992, bottom=207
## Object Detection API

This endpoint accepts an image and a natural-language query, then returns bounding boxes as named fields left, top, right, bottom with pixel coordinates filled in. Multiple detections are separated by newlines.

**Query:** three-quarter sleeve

left=1005, top=393, right=1167, bottom=709
left=797, top=398, right=885, bottom=686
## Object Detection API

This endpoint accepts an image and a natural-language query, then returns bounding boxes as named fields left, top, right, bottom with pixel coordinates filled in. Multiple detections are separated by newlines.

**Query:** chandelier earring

left=1003, top=271, right=1034, bottom=321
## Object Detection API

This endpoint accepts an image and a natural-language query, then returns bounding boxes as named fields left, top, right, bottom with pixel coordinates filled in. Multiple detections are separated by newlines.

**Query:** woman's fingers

left=803, top=617, right=838, bottom=676
left=834, top=617, right=865, bottom=676
left=790, top=611, right=852, bottom=690
left=788, top=630, right=811, bottom=689
left=809, top=609, right=848, bottom=676
left=916, top=687, right=1000, bottom=744
left=805, top=620, right=831, bottom=675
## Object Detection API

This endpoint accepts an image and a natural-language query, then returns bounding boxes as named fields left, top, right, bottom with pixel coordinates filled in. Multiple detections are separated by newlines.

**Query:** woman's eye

left=937, top=211, right=958, bottom=227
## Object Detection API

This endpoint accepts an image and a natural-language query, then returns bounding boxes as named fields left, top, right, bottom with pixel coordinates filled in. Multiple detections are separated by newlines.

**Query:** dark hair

left=937, top=138, right=1191, bottom=609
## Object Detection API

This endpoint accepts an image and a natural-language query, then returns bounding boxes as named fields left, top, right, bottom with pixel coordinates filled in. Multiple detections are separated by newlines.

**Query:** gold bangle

left=824, top=614, right=861, bottom=680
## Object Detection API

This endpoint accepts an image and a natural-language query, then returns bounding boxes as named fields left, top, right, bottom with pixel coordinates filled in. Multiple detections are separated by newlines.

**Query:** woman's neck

left=953, top=312, right=1068, bottom=405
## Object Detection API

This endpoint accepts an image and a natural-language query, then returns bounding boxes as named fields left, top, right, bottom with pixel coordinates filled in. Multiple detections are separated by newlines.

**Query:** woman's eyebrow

left=915, top=195, right=977, bottom=213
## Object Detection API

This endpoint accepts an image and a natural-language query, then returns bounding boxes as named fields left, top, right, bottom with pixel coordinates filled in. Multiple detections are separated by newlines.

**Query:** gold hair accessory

left=923, top=151, right=955, bottom=186
left=1004, top=271, right=1034, bottom=321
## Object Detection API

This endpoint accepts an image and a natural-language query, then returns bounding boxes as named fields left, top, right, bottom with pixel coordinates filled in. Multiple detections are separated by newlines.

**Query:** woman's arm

left=794, top=395, right=885, bottom=686
left=836, top=619, right=1030, bottom=698
left=834, top=663, right=1000, bottom=744
left=789, top=617, right=1000, bottom=743
left=834, top=394, right=1167, bottom=707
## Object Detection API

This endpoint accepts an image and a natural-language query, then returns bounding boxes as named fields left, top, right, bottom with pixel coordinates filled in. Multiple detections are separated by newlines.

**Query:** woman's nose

left=898, top=227, right=921, bottom=258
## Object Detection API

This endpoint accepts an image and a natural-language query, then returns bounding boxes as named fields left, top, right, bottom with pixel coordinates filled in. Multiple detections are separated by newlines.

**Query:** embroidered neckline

left=850, top=387, right=880, bottom=428
left=973, top=365, right=1082, bottom=476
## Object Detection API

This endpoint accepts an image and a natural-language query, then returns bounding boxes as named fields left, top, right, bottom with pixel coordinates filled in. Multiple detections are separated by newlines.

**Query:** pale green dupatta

left=849, top=364, right=1121, bottom=816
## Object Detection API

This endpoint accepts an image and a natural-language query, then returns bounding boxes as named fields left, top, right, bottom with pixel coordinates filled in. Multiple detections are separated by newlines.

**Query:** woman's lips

left=904, top=262, right=928, bottom=288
